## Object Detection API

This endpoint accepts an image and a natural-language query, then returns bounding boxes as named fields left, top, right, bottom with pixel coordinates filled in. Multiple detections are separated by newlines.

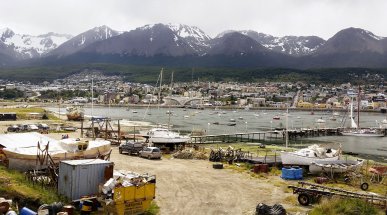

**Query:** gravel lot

left=110, top=149, right=304, bottom=215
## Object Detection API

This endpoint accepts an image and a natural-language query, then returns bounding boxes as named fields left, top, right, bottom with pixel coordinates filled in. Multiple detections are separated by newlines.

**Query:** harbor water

left=49, top=106, right=387, bottom=161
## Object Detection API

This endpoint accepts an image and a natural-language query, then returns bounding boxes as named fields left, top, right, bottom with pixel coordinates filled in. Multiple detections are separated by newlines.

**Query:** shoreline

left=1, top=101, right=385, bottom=113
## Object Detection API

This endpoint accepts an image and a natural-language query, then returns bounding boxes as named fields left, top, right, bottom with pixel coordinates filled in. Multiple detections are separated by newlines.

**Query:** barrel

left=19, top=207, right=37, bottom=215
left=80, top=200, right=93, bottom=214
left=0, top=201, right=10, bottom=213
left=281, top=167, right=303, bottom=180
left=62, top=205, right=75, bottom=215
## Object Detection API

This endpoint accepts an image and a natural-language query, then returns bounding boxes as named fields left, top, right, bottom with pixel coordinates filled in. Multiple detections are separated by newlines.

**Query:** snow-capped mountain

left=79, top=23, right=199, bottom=57
left=49, top=25, right=120, bottom=57
left=218, top=30, right=325, bottom=56
left=165, top=23, right=211, bottom=54
left=0, top=27, right=72, bottom=59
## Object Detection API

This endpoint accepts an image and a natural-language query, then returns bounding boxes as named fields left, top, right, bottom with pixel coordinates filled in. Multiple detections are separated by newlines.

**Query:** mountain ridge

left=1, top=24, right=387, bottom=69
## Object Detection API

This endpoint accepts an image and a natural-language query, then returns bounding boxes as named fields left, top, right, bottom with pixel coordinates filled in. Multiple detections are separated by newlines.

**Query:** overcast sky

left=1, top=0, right=385, bottom=39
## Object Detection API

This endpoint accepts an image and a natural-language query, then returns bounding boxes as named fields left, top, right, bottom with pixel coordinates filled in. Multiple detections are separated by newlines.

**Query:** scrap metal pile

left=100, top=170, right=156, bottom=214
left=209, top=146, right=248, bottom=162
left=172, top=148, right=208, bottom=160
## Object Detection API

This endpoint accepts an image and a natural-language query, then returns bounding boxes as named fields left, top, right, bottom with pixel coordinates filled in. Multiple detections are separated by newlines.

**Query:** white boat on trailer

left=309, top=159, right=364, bottom=175
left=281, top=144, right=341, bottom=166
left=142, top=127, right=190, bottom=145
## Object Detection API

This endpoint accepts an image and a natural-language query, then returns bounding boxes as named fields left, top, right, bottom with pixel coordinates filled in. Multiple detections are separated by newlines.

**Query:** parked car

left=26, top=124, right=39, bottom=131
left=119, top=141, right=145, bottom=155
left=7, top=125, right=21, bottom=132
left=139, top=147, right=162, bottom=159
left=38, top=123, right=50, bottom=130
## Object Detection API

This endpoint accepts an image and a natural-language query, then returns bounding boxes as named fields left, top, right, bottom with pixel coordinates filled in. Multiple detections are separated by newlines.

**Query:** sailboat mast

left=285, top=108, right=289, bottom=148
left=91, top=78, right=94, bottom=118
left=158, top=69, right=163, bottom=109
left=357, top=85, right=360, bottom=129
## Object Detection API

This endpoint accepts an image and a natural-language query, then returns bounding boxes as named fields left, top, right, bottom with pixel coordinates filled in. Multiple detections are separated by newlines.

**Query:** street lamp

left=245, top=121, right=248, bottom=132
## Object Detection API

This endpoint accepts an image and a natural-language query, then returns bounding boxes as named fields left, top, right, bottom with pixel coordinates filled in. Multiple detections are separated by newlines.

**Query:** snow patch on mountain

left=166, top=23, right=211, bottom=53
left=233, top=30, right=325, bottom=56
left=0, top=27, right=72, bottom=58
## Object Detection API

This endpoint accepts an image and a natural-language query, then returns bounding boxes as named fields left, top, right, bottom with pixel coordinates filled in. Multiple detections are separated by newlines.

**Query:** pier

left=191, top=132, right=266, bottom=144
left=191, top=127, right=387, bottom=144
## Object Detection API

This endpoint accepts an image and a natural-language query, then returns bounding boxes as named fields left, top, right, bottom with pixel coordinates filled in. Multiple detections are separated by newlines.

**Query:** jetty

left=191, top=127, right=387, bottom=144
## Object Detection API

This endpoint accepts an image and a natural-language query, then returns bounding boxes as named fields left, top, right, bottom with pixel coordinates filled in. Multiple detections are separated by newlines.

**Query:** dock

left=191, top=132, right=266, bottom=144
left=191, top=127, right=387, bottom=144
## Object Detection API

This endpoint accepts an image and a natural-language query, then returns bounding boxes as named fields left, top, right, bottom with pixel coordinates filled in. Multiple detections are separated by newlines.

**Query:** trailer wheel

left=298, top=193, right=310, bottom=206
left=360, top=182, right=369, bottom=191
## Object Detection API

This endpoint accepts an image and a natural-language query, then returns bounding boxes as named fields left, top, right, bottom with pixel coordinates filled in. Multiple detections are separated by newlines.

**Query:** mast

left=357, top=85, right=360, bottom=128
left=91, top=78, right=94, bottom=118
left=285, top=108, right=289, bottom=148
left=158, top=68, right=163, bottom=110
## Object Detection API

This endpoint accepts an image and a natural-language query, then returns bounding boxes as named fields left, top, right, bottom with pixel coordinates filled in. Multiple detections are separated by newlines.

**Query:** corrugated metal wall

left=58, top=159, right=113, bottom=200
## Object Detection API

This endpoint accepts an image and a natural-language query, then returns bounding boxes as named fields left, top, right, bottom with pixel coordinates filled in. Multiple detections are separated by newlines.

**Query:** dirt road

left=110, top=149, right=303, bottom=215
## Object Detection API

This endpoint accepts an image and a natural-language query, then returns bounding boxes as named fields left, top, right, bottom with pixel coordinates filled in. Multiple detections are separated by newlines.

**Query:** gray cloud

left=0, top=0, right=386, bottom=39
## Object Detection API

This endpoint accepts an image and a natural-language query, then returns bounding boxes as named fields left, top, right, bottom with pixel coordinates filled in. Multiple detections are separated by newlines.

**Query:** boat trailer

left=288, top=181, right=387, bottom=209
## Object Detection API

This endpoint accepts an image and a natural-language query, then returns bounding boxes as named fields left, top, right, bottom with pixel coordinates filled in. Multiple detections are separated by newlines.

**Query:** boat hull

left=341, top=132, right=384, bottom=137
left=281, top=152, right=340, bottom=166
left=150, top=136, right=191, bottom=144
left=4, top=141, right=111, bottom=171
left=309, top=160, right=363, bottom=174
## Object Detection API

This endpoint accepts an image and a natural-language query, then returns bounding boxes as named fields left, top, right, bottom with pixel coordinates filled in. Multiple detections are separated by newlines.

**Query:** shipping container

left=58, top=159, right=113, bottom=200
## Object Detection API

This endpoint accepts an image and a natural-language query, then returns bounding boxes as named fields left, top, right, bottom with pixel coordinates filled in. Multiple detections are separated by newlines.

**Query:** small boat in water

left=316, top=118, right=326, bottom=123
left=273, top=115, right=280, bottom=120
left=309, top=159, right=364, bottom=175
left=281, top=144, right=340, bottom=166
left=341, top=129, right=384, bottom=137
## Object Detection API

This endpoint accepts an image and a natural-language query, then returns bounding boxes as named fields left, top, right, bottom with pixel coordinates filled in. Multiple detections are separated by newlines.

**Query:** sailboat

left=142, top=69, right=191, bottom=145
left=341, top=88, right=384, bottom=137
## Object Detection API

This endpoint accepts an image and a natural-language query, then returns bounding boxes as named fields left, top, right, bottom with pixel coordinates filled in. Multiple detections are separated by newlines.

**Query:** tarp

left=0, top=132, right=58, bottom=149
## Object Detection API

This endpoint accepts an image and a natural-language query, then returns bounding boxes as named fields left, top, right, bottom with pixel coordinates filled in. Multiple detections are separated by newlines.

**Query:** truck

left=118, top=141, right=145, bottom=155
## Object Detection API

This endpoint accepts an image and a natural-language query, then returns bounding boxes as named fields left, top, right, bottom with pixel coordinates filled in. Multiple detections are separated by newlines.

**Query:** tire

left=298, top=193, right=310, bottom=206
left=213, top=163, right=223, bottom=169
left=360, top=182, right=369, bottom=191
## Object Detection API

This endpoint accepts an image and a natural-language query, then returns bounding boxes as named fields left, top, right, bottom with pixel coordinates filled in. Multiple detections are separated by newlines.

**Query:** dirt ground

left=0, top=113, right=308, bottom=215
left=110, top=149, right=307, bottom=215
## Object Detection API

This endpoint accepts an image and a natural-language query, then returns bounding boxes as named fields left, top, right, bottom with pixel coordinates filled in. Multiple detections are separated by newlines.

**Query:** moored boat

left=341, top=129, right=384, bottom=137
left=309, top=159, right=364, bottom=174
left=281, top=144, right=340, bottom=166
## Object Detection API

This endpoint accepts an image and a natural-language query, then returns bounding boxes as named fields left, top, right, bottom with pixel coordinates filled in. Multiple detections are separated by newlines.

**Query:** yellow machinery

left=102, top=177, right=156, bottom=215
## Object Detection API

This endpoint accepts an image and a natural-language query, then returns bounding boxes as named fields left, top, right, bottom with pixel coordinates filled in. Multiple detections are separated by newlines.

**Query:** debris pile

left=172, top=148, right=208, bottom=160
left=99, top=170, right=156, bottom=214
left=102, top=170, right=155, bottom=197
left=209, top=146, right=247, bottom=162
left=255, top=203, right=286, bottom=215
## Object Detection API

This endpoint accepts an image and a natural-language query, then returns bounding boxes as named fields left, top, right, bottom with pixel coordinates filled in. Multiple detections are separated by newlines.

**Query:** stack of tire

left=256, top=203, right=286, bottom=215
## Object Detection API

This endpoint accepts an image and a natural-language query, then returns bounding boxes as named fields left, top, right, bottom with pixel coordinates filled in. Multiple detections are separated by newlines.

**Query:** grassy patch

left=309, top=197, right=384, bottom=215
left=0, top=107, right=59, bottom=120
left=0, top=166, right=65, bottom=210
left=144, top=201, right=160, bottom=215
